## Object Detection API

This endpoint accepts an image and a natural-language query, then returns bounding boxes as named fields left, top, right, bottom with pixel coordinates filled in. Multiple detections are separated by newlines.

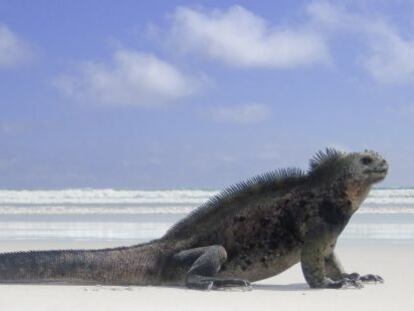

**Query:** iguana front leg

left=325, top=251, right=384, bottom=283
left=173, top=245, right=251, bottom=290
left=301, top=224, right=362, bottom=289
left=324, top=250, right=345, bottom=280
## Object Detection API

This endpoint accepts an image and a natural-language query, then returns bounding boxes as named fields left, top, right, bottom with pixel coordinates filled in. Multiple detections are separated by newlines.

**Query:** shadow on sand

left=253, top=283, right=309, bottom=291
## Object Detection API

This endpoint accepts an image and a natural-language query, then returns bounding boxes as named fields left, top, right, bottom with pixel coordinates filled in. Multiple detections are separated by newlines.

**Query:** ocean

left=0, top=188, right=412, bottom=246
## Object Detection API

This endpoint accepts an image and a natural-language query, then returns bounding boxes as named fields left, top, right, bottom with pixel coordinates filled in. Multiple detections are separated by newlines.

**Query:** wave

left=0, top=205, right=195, bottom=215
left=0, top=189, right=216, bottom=205
left=0, top=189, right=412, bottom=242
left=0, top=222, right=412, bottom=241
left=0, top=188, right=412, bottom=215
left=342, top=223, right=414, bottom=240
left=0, top=221, right=171, bottom=240
left=365, top=189, right=414, bottom=204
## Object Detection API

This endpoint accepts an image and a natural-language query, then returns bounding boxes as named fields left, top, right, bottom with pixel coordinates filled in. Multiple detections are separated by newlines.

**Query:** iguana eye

left=361, top=156, right=373, bottom=165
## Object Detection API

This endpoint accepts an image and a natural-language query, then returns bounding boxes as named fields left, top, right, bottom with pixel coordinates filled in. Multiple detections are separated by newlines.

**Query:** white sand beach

left=0, top=188, right=412, bottom=311
left=0, top=242, right=412, bottom=311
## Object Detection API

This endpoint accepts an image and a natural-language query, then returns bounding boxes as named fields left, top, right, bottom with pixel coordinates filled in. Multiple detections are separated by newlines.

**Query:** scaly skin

left=0, top=149, right=388, bottom=290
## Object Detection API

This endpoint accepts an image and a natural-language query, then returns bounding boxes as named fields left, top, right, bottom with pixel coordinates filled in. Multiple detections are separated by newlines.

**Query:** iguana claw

left=343, top=272, right=384, bottom=283
left=312, top=277, right=363, bottom=289
left=340, top=278, right=364, bottom=289
left=360, top=274, right=384, bottom=283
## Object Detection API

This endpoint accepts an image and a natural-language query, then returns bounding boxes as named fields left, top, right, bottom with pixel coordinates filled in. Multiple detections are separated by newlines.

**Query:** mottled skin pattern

left=0, top=149, right=388, bottom=290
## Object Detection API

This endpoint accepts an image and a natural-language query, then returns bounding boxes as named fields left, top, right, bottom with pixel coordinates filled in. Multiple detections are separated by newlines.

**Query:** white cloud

left=55, top=50, right=199, bottom=106
left=0, top=24, right=31, bottom=68
left=169, top=6, right=329, bottom=68
left=363, top=27, right=414, bottom=84
left=210, top=103, right=269, bottom=124
left=308, top=1, right=414, bottom=84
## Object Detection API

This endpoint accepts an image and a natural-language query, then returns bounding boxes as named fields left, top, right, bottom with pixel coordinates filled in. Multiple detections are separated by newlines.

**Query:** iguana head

left=309, top=148, right=388, bottom=186
left=346, top=150, right=388, bottom=184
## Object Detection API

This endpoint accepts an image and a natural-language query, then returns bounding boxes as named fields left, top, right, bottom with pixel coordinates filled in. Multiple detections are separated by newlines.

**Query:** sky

left=0, top=0, right=414, bottom=189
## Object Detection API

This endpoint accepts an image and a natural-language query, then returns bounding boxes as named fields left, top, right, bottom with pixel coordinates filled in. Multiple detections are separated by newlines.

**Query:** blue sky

left=0, top=0, right=413, bottom=189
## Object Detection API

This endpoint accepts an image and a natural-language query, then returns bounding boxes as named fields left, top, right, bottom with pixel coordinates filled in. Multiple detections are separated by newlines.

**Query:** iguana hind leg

left=173, top=245, right=251, bottom=290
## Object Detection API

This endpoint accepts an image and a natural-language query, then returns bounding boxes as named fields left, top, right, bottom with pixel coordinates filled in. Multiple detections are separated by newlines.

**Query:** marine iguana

left=0, top=148, right=388, bottom=289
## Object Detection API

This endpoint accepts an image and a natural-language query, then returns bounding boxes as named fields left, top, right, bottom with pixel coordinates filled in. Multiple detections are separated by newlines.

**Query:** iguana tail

left=0, top=240, right=167, bottom=285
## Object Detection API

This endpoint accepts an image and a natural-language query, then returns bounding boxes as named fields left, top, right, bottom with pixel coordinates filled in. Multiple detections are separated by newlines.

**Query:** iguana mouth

left=364, top=168, right=388, bottom=175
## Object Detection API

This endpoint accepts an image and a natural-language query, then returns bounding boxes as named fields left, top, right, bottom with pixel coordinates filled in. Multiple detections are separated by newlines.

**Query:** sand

left=0, top=242, right=412, bottom=311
